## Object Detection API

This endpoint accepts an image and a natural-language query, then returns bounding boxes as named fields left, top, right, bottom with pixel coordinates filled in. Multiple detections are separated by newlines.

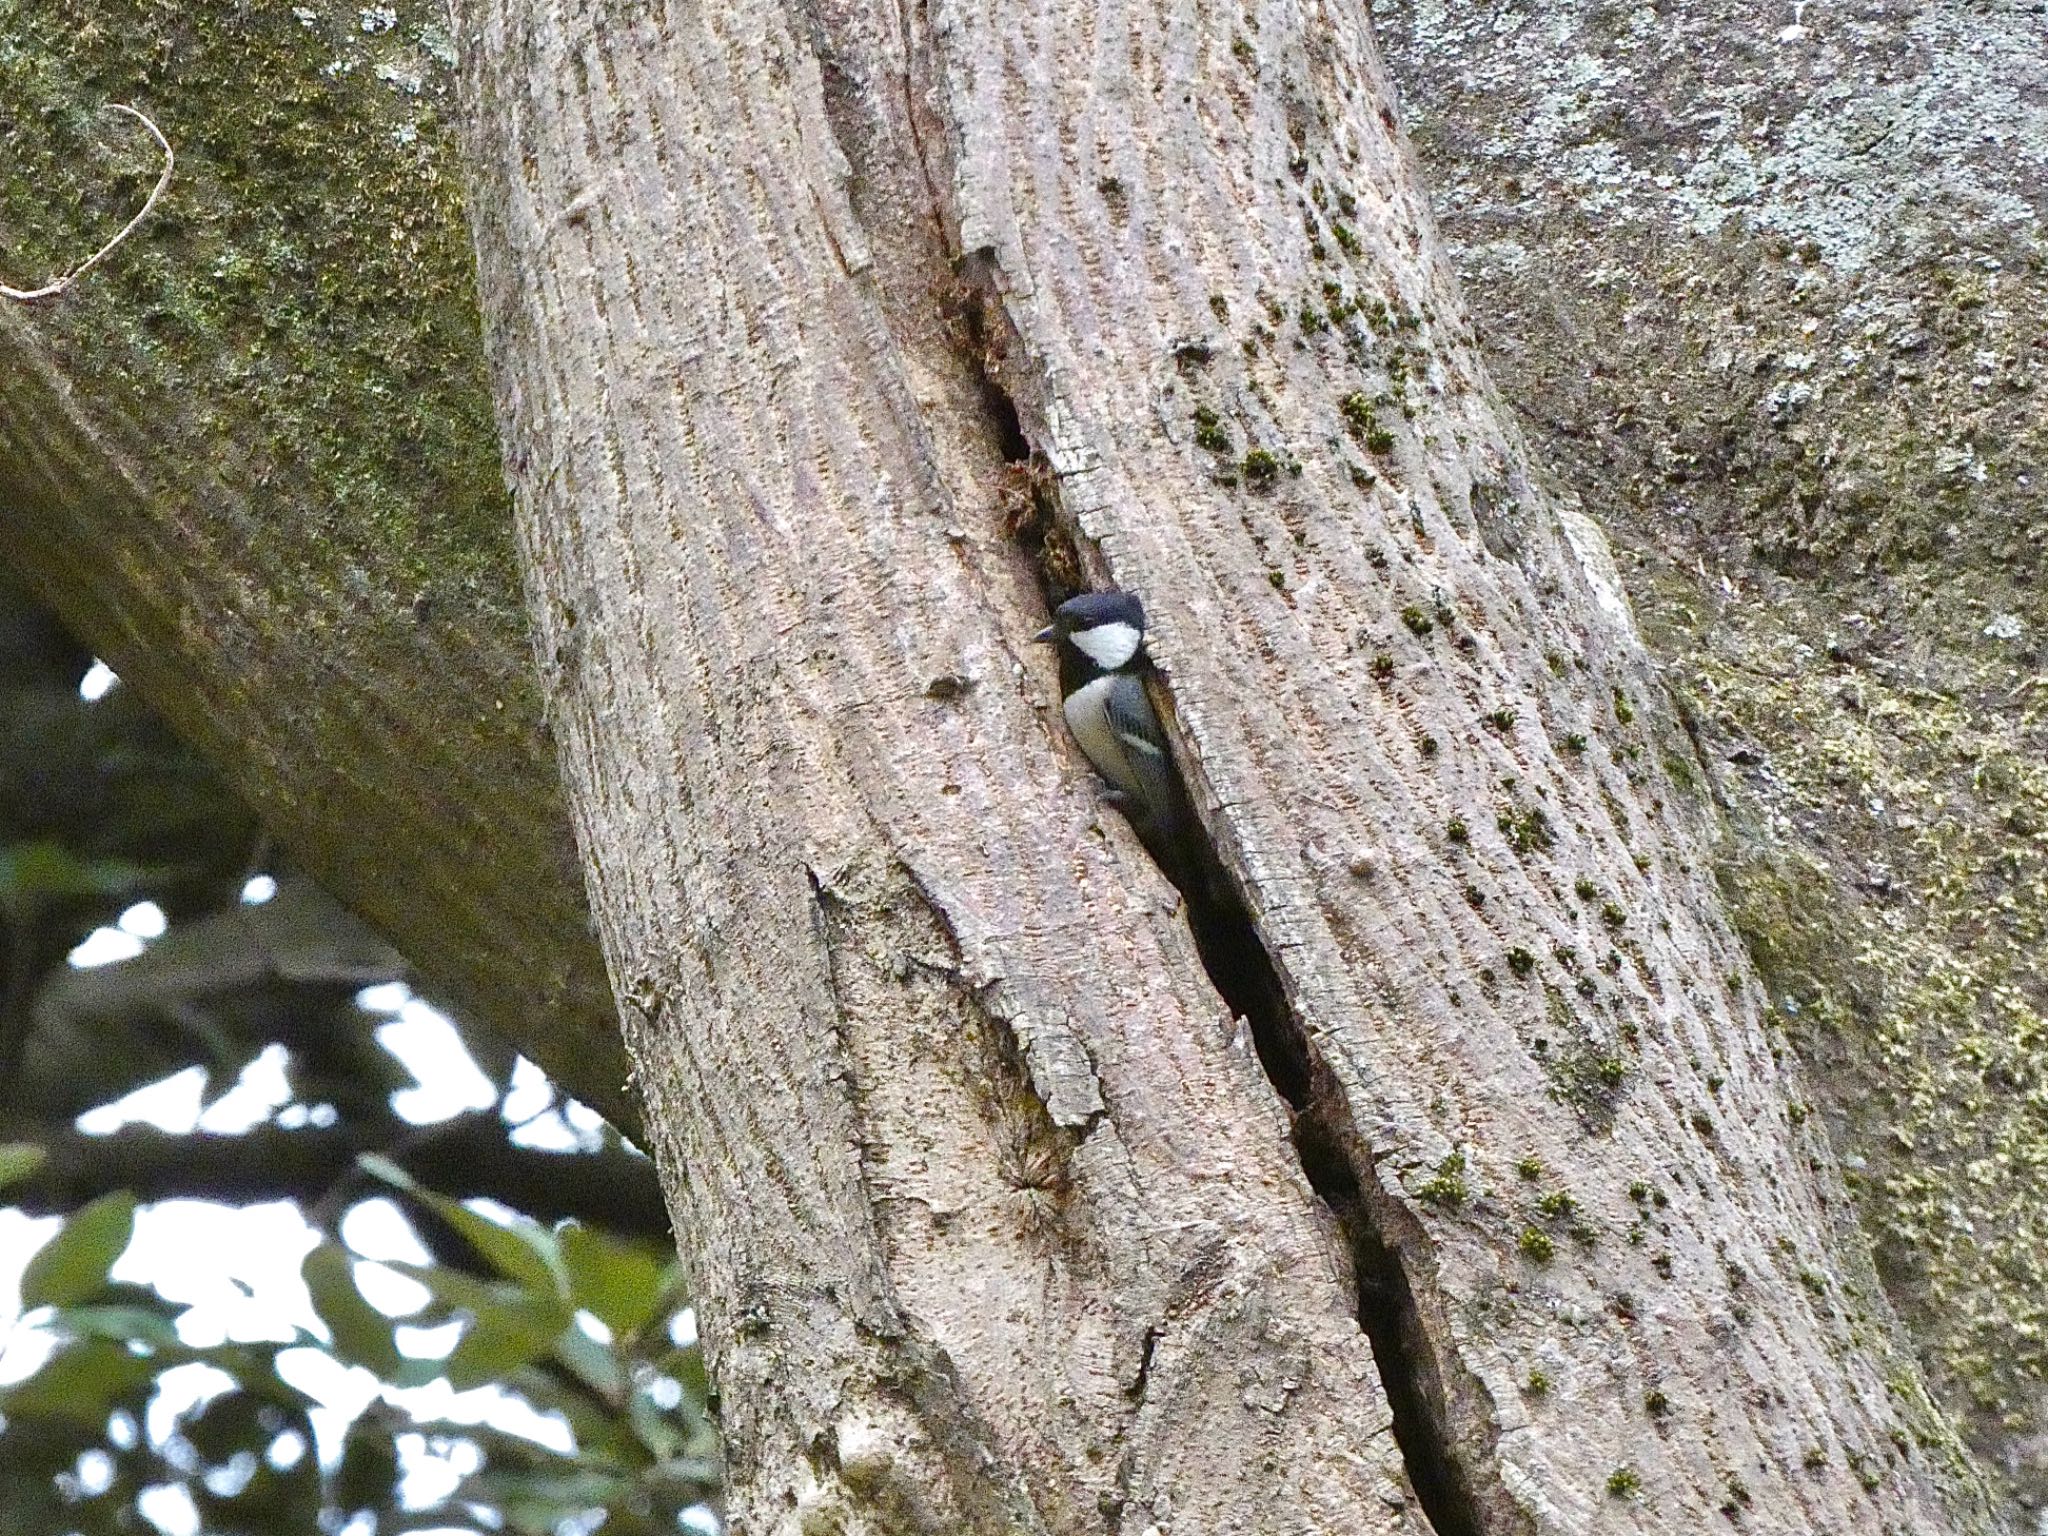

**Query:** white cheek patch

left=1070, top=621, right=1142, bottom=670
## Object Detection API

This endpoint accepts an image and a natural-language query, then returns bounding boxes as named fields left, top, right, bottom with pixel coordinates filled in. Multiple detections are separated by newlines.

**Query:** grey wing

left=1103, top=673, right=1182, bottom=829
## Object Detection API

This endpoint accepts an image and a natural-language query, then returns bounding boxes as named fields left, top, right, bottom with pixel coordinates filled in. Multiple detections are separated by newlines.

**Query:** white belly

left=1064, top=676, right=1142, bottom=798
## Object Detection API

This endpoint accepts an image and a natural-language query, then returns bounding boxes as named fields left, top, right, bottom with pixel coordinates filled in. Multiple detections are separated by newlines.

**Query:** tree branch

left=0, top=8, right=630, bottom=1134
left=7, top=1112, right=667, bottom=1238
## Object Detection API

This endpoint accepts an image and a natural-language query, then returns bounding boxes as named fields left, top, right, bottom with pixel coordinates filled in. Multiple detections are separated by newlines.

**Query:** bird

left=1035, top=594, right=1289, bottom=1032
left=1033, top=591, right=1194, bottom=872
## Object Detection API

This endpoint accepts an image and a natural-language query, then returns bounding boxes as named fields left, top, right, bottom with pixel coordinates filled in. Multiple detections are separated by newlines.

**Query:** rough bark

left=1372, top=2, right=2048, bottom=1508
left=4, top=23, right=2038, bottom=1502
left=0, top=0, right=627, bottom=1129
left=5, top=0, right=2035, bottom=1525
left=454, top=3, right=1410, bottom=1530
left=457, top=0, right=1995, bottom=1532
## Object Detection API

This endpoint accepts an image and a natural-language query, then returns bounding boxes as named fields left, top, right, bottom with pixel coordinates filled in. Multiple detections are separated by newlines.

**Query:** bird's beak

left=1031, top=624, right=1056, bottom=644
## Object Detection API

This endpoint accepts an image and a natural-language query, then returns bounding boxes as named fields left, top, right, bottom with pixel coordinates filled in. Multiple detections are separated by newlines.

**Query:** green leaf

left=384, top=1256, right=497, bottom=1313
left=359, top=1156, right=567, bottom=1300
left=460, top=1465, right=633, bottom=1535
left=0, top=1338, right=158, bottom=1426
left=0, top=840, right=145, bottom=905
left=329, top=1423, right=401, bottom=1515
left=185, top=1387, right=268, bottom=1462
left=0, top=1142, right=46, bottom=1192
left=301, top=1244, right=404, bottom=1379
left=20, top=1191, right=135, bottom=1308
left=354, top=1151, right=412, bottom=1189
left=647, top=1451, right=723, bottom=1499
left=559, top=1223, right=668, bottom=1339
left=441, top=1290, right=571, bottom=1391
left=551, top=1318, right=625, bottom=1402
left=501, top=1363, right=634, bottom=1465
left=627, top=1386, right=683, bottom=1463
left=49, top=1302, right=184, bottom=1351
left=202, top=1342, right=320, bottom=1408
left=440, top=1205, right=566, bottom=1299
left=384, top=1257, right=579, bottom=1391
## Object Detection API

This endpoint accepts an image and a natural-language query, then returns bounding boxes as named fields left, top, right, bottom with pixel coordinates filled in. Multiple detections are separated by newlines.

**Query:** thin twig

left=0, top=103, right=174, bottom=303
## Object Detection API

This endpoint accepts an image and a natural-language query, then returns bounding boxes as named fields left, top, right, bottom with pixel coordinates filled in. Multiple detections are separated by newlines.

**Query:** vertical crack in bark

left=1159, top=796, right=1499, bottom=1536
left=960, top=321, right=1505, bottom=1536
left=795, top=5, right=1509, bottom=1521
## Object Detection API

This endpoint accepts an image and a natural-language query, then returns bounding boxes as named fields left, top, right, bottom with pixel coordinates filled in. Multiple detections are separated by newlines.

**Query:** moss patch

left=0, top=0, right=512, bottom=598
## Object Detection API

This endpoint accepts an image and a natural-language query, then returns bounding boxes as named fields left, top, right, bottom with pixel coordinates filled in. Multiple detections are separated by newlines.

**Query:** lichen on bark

left=1377, top=0, right=2048, bottom=1507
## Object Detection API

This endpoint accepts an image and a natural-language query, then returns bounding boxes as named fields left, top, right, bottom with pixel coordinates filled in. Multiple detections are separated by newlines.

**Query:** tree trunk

left=454, top=1, right=1997, bottom=1531
left=3, top=0, right=2029, bottom=1524
left=0, top=5, right=628, bottom=1129
left=4, top=26, right=2038, bottom=1499
left=1373, top=2, right=2048, bottom=1507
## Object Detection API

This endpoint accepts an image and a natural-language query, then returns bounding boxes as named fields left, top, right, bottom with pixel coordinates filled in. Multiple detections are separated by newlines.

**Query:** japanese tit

left=1034, top=591, right=1194, bottom=869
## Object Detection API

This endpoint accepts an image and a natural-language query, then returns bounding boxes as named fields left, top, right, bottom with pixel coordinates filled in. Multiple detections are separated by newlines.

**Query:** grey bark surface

left=457, top=0, right=1995, bottom=1531
left=454, top=4, right=1408, bottom=1531
left=1372, top=0, right=2048, bottom=1510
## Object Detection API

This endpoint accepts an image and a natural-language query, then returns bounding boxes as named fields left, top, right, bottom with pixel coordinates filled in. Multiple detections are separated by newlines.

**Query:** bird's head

left=1032, top=591, right=1147, bottom=672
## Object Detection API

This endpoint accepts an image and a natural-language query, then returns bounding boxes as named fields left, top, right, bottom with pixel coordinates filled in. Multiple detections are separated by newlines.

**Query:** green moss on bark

left=0, top=0, right=510, bottom=592
left=1379, top=0, right=2048, bottom=1507
left=0, top=3, right=627, bottom=1128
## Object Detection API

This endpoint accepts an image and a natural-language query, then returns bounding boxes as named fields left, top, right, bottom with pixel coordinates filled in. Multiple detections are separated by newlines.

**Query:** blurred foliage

left=0, top=1168, right=714, bottom=1536
left=0, top=578, right=716, bottom=1532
